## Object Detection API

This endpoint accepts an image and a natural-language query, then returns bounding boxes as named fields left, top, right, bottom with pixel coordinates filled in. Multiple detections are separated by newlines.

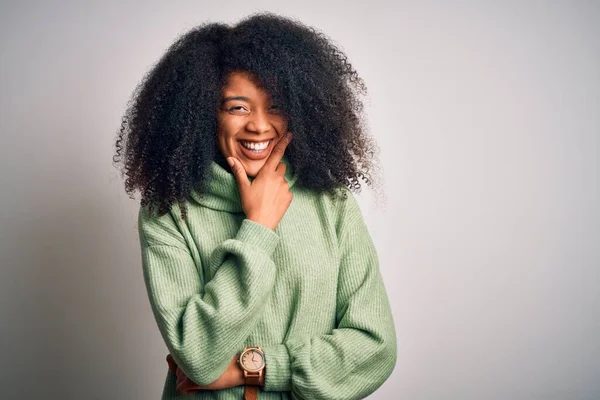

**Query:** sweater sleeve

left=261, top=191, right=398, bottom=399
left=138, top=205, right=280, bottom=386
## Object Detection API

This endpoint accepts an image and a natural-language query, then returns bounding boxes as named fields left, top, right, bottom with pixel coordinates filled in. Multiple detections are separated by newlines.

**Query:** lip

left=237, top=139, right=274, bottom=160
left=237, top=138, right=276, bottom=143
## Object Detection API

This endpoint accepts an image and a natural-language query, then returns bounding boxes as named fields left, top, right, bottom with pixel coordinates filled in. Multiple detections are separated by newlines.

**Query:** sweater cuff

left=236, top=219, right=280, bottom=255
left=261, top=343, right=292, bottom=392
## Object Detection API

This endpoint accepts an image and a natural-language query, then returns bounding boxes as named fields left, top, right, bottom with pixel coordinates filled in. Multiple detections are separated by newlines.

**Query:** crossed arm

left=138, top=191, right=397, bottom=399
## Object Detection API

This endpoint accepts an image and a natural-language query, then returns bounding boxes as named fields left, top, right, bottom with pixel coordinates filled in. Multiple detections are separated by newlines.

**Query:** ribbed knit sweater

left=138, top=155, right=397, bottom=399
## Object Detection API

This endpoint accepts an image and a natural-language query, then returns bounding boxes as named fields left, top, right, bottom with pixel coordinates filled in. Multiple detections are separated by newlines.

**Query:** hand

left=228, top=132, right=294, bottom=231
left=166, top=353, right=244, bottom=394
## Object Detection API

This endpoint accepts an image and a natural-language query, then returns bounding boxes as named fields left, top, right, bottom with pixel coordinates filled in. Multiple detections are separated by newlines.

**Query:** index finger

left=264, top=132, right=293, bottom=171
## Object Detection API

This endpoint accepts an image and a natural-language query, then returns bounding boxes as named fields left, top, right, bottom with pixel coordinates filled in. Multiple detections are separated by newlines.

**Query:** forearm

left=141, top=216, right=281, bottom=386
left=259, top=188, right=398, bottom=399
left=261, top=285, right=397, bottom=399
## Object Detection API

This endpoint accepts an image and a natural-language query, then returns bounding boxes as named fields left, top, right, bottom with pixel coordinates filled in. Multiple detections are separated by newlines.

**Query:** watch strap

left=244, top=384, right=258, bottom=400
left=244, top=370, right=262, bottom=386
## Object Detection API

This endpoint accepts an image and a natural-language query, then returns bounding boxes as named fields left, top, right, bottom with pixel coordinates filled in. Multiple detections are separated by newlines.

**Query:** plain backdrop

left=1, top=1, right=598, bottom=399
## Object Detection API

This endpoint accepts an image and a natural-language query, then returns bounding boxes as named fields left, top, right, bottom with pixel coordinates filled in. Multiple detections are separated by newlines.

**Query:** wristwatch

left=237, top=346, right=266, bottom=400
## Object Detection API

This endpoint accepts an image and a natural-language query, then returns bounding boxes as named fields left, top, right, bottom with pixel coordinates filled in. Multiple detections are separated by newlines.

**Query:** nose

left=245, top=109, right=272, bottom=135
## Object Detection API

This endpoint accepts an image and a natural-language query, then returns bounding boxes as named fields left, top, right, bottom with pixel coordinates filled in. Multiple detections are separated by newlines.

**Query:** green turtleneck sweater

left=138, top=155, right=397, bottom=399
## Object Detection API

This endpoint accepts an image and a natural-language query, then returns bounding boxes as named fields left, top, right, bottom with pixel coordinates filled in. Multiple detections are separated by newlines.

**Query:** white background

left=0, top=1, right=598, bottom=399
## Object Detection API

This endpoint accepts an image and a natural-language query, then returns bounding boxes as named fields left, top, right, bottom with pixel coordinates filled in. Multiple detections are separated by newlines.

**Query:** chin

left=241, top=161, right=265, bottom=178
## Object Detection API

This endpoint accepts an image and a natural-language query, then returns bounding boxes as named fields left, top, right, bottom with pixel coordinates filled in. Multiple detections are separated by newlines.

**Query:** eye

left=227, top=105, right=248, bottom=114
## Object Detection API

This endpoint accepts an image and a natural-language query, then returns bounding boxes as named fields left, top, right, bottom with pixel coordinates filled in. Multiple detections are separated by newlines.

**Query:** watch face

left=241, top=349, right=265, bottom=371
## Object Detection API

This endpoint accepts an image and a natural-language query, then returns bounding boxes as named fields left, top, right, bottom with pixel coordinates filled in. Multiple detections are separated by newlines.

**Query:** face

left=216, top=71, right=288, bottom=177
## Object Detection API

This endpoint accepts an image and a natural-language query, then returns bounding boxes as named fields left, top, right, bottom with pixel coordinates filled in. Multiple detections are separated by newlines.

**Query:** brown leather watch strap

left=244, top=384, right=258, bottom=400
left=245, top=371, right=262, bottom=386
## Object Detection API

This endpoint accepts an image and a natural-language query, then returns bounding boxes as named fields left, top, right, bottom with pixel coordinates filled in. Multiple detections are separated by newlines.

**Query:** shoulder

left=137, top=203, right=188, bottom=249
left=305, top=185, right=363, bottom=238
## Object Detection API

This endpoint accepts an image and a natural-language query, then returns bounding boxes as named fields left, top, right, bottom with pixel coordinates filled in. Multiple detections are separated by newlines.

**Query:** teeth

left=240, top=140, right=270, bottom=150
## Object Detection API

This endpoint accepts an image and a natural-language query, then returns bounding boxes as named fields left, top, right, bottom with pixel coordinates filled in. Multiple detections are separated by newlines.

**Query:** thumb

left=227, top=157, right=250, bottom=189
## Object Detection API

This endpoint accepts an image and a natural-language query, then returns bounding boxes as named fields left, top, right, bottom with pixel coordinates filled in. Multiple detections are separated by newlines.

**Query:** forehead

left=221, top=71, right=270, bottom=99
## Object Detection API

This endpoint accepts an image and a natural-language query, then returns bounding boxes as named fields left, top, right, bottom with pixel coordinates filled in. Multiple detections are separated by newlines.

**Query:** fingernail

left=226, top=157, right=234, bottom=167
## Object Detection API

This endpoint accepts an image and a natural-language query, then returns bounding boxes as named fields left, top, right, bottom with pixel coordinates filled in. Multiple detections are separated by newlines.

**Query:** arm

left=138, top=205, right=279, bottom=386
left=261, top=190, right=398, bottom=399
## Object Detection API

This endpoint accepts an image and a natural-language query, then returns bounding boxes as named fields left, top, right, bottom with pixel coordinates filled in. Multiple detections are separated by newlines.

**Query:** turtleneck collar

left=189, top=154, right=297, bottom=213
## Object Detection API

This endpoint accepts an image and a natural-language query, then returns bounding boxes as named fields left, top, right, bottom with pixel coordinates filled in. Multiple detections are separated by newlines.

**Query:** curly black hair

left=113, top=11, right=383, bottom=220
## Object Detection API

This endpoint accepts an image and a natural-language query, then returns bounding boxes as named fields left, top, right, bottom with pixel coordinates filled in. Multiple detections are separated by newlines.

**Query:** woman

left=114, top=12, right=397, bottom=400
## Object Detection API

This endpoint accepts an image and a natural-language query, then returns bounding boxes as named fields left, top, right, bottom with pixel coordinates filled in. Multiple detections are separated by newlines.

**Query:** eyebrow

left=221, top=96, right=250, bottom=104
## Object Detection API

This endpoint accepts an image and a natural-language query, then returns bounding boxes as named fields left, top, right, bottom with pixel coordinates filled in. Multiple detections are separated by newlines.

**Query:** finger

left=276, top=161, right=287, bottom=175
left=264, top=132, right=293, bottom=171
left=228, top=157, right=250, bottom=189
left=177, top=378, right=197, bottom=395
left=166, top=354, right=177, bottom=372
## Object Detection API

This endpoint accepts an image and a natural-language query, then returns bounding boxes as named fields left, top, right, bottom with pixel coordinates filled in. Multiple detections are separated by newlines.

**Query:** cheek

left=216, top=121, right=236, bottom=143
left=273, top=117, right=288, bottom=133
left=218, top=117, right=245, bottom=139
left=216, top=127, right=234, bottom=154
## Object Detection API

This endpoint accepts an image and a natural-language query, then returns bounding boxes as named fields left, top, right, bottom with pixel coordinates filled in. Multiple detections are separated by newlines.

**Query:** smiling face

left=216, top=70, right=288, bottom=178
